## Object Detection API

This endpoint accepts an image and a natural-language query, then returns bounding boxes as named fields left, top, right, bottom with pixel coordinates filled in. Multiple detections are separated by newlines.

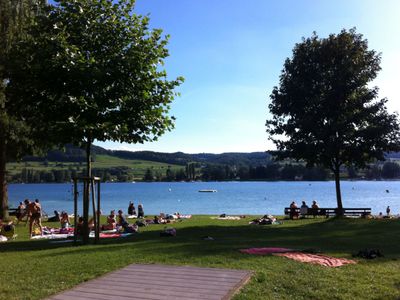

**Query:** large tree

left=266, top=29, right=400, bottom=213
left=0, top=0, right=46, bottom=218
left=8, top=0, right=183, bottom=178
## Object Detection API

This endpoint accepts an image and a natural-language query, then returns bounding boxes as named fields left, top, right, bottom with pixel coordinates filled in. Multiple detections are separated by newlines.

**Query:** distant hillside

left=22, top=144, right=272, bottom=166
left=11, top=144, right=400, bottom=183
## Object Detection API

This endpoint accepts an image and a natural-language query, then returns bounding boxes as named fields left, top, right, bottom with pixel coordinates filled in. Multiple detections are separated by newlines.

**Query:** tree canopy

left=266, top=28, right=400, bottom=211
left=0, top=0, right=46, bottom=218
left=7, top=0, right=184, bottom=178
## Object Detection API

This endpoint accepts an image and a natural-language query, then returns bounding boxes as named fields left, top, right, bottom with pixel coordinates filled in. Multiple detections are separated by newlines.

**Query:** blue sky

left=94, top=0, right=400, bottom=153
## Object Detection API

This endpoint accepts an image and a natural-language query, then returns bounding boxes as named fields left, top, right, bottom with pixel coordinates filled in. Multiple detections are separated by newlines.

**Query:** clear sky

left=96, top=0, right=400, bottom=153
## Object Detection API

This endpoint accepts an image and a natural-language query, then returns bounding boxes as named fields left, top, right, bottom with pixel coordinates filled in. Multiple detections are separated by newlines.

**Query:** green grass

left=1, top=216, right=399, bottom=300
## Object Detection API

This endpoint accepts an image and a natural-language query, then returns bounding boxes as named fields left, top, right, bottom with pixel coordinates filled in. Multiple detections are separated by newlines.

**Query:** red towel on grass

left=273, top=252, right=356, bottom=267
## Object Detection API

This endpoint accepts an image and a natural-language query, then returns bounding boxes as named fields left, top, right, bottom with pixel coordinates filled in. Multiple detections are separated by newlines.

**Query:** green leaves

left=8, top=0, right=183, bottom=147
left=266, top=29, right=400, bottom=208
left=267, top=28, right=400, bottom=170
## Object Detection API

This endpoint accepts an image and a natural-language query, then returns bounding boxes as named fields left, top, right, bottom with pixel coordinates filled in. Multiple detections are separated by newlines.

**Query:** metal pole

left=82, top=180, right=89, bottom=244
left=96, top=179, right=101, bottom=242
left=73, top=179, right=78, bottom=244
left=90, top=178, right=97, bottom=243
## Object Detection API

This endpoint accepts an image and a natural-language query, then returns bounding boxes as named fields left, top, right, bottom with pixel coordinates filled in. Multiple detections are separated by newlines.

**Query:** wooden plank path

left=46, top=264, right=252, bottom=300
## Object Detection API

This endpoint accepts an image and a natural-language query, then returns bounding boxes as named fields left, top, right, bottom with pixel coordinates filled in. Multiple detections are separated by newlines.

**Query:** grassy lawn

left=0, top=216, right=399, bottom=300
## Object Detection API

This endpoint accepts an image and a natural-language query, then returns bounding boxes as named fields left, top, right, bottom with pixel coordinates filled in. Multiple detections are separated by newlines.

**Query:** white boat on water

left=198, top=189, right=217, bottom=193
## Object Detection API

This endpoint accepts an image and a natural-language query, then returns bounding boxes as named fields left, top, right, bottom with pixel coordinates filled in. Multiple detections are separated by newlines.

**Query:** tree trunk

left=85, top=134, right=92, bottom=178
left=334, top=166, right=344, bottom=216
left=0, top=133, right=8, bottom=219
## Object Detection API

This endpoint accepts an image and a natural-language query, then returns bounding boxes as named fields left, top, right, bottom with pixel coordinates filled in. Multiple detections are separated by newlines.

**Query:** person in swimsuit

left=24, top=199, right=43, bottom=237
left=60, top=212, right=70, bottom=229
left=102, top=210, right=117, bottom=230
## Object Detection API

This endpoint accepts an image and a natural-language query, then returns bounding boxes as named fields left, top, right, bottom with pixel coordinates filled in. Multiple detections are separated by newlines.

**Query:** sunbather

left=102, top=210, right=117, bottom=230
left=117, top=210, right=138, bottom=233
left=60, top=211, right=70, bottom=229
left=76, top=216, right=95, bottom=235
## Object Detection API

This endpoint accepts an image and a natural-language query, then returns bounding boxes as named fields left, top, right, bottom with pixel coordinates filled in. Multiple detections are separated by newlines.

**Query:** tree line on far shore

left=10, top=160, right=400, bottom=183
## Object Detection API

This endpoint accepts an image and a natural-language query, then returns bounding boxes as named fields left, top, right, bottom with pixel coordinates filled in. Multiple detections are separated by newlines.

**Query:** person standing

left=386, top=206, right=391, bottom=217
left=24, top=199, right=43, bottom=237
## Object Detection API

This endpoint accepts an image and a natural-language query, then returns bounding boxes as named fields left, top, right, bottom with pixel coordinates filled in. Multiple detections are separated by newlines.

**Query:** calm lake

left=8, top=181, right=400, bottom=216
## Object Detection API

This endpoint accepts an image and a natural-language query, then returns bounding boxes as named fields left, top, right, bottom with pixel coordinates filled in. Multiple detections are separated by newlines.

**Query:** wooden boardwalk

left=46, top=264, right=252, bottom=300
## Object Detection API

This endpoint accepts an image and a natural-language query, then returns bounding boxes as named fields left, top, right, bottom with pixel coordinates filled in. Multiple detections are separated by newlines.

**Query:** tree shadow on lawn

left=2, top=218, right=399, bottom=261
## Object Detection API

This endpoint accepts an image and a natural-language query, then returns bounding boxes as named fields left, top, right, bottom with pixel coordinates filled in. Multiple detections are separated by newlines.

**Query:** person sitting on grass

left=0, top=219, right=15, bottom=240
left=76, top=216, right=95, bottom=235
left=127, top=201, right=136, bottom=216
left=24, top=199, right=43, bottom=237
left=138, top=204, right=144, bottom=218
left=60, top=211, right=70, bottom=229
left=101, top=210, right=117, bottom=230
left=117, top=210, right=138, bottom=233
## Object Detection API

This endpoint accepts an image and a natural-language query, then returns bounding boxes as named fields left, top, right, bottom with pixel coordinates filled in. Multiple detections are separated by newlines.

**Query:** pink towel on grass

left=240, top=247, right=294, bottom=255
left=273, top=252, right=357, bottom=267
left=99, top=233, right=122, bottom=238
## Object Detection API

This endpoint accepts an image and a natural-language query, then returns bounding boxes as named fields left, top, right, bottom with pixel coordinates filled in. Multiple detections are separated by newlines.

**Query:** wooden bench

left=284, top=207, right=371, bottom=218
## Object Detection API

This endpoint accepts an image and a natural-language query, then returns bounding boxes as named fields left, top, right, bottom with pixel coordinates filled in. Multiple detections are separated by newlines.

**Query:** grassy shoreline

left=1, top=216, right=399, bottom=300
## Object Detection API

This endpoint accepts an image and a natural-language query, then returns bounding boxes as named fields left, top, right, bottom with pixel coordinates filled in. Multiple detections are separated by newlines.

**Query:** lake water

left=8, top=181, right=400, bottom=216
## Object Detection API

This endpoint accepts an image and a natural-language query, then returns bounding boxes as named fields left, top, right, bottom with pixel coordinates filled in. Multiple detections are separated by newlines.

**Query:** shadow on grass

left=2, top=218, right=399, bottom=263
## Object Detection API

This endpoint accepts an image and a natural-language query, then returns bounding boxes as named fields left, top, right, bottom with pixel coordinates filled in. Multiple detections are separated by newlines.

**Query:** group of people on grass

left=11, top=199, right=147, bottom=238
left=10, top=197, right=187, bottom=238
left=127, top=201, right=144, bottom=218
left=53, top=201, right=145, bottom=235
